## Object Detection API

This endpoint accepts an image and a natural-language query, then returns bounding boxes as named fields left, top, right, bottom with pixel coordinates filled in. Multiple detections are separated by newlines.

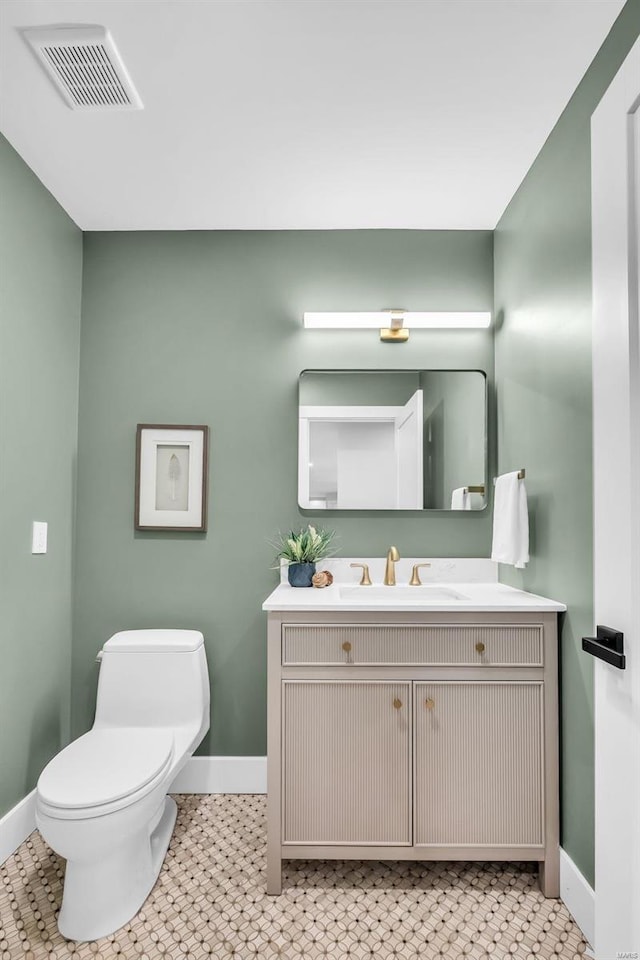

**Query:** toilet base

left=58, top=795, right=177, bottom=942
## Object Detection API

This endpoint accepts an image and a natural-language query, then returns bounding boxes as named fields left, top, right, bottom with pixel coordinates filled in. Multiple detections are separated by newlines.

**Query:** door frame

left=591, top=36, right=640, bottom=958
left=395, top=389, right=424, bottom=509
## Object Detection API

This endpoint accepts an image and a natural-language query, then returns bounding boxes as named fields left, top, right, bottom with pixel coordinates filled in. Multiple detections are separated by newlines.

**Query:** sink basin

left=338, top=585, right=468, bottom=602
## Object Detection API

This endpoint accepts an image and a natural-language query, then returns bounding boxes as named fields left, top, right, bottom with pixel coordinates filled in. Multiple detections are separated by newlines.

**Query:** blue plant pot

left=288, top=562, right=316, bottom=587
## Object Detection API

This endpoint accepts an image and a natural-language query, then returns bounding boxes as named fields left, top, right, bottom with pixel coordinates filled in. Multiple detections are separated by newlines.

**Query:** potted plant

left=272, top=524, right=336, bottom=587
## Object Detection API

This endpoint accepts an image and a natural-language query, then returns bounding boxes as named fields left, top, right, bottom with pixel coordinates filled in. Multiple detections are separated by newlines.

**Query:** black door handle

left=582, top=625, right=625, bottom=669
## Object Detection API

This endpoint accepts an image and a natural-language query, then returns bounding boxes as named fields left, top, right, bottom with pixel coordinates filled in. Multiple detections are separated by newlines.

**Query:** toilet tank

left=93, top=630, right=210, bottom=740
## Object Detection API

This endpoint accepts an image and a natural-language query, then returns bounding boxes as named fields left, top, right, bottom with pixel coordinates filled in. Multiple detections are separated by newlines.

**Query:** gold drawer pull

left=342, top=641, right=352, bottom=653
left=425, top=698, right=435, bottom=710
left=393, top=698, right=402, bottom=710
left=475, top=642, right=486, bottom=654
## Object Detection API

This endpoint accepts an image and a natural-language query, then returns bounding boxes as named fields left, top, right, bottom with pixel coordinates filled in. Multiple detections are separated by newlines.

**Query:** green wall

left=0, top=136, right=82, bottom=817
left=493, top=0, right=640, bottom=886
left=73, top=230, right=493, bottom=751
left=300, top=370, right=419, bottom=406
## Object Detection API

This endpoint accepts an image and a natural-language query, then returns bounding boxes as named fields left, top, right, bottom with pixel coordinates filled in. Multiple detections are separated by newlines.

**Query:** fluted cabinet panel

left=415, top=682, right=543, bottom=846
left=283, top=681, right=411, bottom=845
left=282, top=624, right=542, bottom=666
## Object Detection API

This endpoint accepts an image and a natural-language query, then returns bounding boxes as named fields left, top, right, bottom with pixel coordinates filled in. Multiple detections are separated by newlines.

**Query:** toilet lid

left=104, top=629, right=204, bottom=653
left=37, top=728, right=174, bottom=810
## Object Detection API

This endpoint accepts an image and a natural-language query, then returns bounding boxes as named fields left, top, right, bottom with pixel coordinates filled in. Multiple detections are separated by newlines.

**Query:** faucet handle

left=350, top=562, right=372, bottom=586
left=409, top=563, right=431, bottom=586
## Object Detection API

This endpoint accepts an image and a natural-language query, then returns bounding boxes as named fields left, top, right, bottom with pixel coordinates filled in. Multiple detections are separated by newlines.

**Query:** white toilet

left=36, top=629, right=210, bottom=942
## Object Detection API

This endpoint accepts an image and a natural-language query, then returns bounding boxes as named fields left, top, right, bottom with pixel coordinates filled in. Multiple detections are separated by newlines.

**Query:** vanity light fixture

left=303, top=310, right=491, bottom=343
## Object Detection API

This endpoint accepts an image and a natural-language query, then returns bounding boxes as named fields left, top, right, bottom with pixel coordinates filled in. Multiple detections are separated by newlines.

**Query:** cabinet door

left=283, top=681, right=411, bottom=845
left=415, top=682, right=543, bottom=847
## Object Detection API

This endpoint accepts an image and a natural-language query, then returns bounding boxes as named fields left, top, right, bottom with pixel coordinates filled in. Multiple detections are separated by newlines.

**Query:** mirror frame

left=298, top=369, right=488, bottom=513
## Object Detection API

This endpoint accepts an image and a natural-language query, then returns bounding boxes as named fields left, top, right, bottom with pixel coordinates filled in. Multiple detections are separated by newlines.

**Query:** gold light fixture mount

left=380, top=309, right=409, bottom=343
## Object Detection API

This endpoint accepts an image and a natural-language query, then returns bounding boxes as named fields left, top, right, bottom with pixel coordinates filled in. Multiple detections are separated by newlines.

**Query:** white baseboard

left=0, top=757, right=266, bottom=865
left=560, top=847, right=595, bottom=948
left=169, top=756, right=267, bottom=794
left=0, top=790, right=37, bottom=864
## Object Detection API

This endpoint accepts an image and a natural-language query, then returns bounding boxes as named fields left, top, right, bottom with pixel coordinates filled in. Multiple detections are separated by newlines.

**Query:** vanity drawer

left=282, top=623, right=543, bottom=667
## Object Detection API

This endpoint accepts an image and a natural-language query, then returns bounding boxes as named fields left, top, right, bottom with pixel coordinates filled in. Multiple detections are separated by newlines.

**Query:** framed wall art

left=135, top=424, right=209, bottom=531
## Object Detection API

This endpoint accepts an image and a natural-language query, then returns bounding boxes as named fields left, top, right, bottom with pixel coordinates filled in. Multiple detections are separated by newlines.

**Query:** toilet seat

left=37, top=728, right=174, bottom=817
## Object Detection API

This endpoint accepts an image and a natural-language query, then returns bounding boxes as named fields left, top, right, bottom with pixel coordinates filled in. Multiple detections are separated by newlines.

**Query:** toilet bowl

left=36, top=629, right=209, bottom=941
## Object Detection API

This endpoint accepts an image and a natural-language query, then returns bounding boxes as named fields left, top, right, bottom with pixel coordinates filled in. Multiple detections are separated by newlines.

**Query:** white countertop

left=263, top=580, right=566, bottom=613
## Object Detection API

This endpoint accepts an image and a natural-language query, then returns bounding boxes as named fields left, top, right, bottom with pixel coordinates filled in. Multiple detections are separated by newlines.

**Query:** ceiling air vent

left=23, top=25, right=143, bottom=111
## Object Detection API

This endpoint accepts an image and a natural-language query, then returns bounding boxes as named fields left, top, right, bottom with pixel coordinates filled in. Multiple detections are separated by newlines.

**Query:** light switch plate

left=32, top=521, right=48, bottom=554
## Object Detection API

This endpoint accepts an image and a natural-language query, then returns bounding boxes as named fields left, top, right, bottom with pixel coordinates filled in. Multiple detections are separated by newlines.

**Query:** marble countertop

left=263, top=581, right=566, bottom=614
left=263, top=558, right=566, bottom=613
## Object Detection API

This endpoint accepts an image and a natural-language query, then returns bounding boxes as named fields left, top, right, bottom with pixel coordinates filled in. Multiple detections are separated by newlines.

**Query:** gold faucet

left=384, top=546, right=400, bottom=585
left=409, top=563, right=431, bottom=586
left=350, top=562, right=372, bottom=586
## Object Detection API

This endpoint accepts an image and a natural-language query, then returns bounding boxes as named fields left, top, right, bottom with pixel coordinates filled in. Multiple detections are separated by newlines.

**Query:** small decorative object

left=271, top=524, right=336, bottom=588
left=312, top=570, right=334, bottom=588
left=135, top=424, right=209, bottom=531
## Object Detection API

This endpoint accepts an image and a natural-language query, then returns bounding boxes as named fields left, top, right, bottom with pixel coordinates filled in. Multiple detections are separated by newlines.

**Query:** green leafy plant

left=271, top=524, right=336, bottom=567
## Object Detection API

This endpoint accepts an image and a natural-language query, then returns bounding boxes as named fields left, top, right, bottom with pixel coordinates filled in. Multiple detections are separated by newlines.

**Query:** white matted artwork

left=135, top=424, right=209, bottom=531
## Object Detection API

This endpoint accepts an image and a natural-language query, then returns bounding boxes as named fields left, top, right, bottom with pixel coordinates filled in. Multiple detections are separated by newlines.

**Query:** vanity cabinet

left=413, top=681, right=543, bottom=847
left=266, top=611, right=559, bottom=897
left=283, top=681, right=411, bottom=845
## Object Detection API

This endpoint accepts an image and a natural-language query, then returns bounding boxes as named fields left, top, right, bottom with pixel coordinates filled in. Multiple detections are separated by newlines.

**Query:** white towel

left=451, top=487, right=470, bottom=510
left=491, top=472, right=529, bottom=568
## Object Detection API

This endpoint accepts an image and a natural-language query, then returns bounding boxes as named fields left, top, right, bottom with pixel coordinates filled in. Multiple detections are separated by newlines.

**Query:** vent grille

left=23, top=25, right=142, bottom=111
left=42, top=43, right=130, bottom=107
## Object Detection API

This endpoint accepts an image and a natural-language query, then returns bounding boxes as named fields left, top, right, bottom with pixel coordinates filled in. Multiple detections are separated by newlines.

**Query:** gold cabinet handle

left=475, top=642, right=486, bottom=654
left=425, top=698, right=435, bottom=710
left=393, top=698, right=402, bottom=709
left=350, top=562, right=372, bottom=586
left=342, top=641, right=352, bottom=653
left=409, top=563, right=432, bottom=586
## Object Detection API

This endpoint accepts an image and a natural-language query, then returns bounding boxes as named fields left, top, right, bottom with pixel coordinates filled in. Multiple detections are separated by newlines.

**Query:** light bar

left=303, top=312, right=491, bottom=329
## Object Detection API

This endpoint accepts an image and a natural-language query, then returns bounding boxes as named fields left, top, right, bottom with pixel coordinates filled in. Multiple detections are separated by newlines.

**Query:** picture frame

left=135, top=424, right=209, bottom=531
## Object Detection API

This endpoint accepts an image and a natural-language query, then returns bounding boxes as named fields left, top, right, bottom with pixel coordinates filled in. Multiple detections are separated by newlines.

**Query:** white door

left=336, top=444, right=396, bottom=508
left=396, top=389, right=423, bottom=508
left=591, top=38, right=640, bottom=958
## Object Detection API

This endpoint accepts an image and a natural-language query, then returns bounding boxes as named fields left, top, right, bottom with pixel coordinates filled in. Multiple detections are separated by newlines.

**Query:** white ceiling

left=0, top=0, right=626, bottom=231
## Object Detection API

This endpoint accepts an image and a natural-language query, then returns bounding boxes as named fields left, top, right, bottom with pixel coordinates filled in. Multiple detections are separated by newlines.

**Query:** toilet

left=35, top=629, right=210, bottom=942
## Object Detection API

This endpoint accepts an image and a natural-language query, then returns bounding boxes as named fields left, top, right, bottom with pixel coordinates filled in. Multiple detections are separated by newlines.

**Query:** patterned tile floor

left=0, top=795, right=587, bottom=959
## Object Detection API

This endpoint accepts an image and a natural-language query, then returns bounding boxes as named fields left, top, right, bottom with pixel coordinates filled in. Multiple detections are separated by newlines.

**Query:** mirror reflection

left=298, top=370, right=487, bottom=511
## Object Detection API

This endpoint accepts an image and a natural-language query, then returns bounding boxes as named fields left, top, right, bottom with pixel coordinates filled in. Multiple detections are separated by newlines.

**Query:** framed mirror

left=298, top=370, right=487, bottom=511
